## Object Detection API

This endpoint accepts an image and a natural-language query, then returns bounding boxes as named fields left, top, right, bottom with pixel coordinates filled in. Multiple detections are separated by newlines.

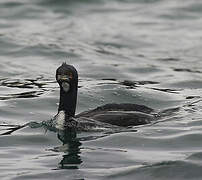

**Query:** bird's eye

left=57, top=72, right=73, bottom=81
left=67, top=72, right=73, bottom=79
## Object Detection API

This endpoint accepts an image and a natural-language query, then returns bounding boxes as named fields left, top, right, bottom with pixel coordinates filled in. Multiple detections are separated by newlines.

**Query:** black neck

left=58, top=83, right=78, bottom=117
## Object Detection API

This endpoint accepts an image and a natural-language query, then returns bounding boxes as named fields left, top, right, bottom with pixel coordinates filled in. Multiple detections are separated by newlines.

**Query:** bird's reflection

left=57, top=128, right=82, bottom=169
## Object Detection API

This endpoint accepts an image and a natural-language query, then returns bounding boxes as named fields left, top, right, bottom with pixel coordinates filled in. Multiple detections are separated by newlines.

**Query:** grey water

left=0, top=0, right=202, bottom=179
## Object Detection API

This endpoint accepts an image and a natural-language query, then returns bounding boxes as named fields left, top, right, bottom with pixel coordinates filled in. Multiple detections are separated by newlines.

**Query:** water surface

left=0, top=0, right=202, bottom=179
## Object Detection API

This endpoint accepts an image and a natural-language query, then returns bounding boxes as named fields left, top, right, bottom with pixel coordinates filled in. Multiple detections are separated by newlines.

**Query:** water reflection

left=57, top=129, right=82, bottom=170
left=0, top=123, right=83, bottom=169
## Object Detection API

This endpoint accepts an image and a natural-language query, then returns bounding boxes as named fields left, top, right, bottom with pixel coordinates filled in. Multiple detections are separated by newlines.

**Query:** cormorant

left=52, top=63, right=155, bottom=131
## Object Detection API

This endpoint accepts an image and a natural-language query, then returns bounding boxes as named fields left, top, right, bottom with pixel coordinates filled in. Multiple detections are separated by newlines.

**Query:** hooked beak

left=62, top=81, right=70, bottom=92
left=57, top=75, right=70, bottom=93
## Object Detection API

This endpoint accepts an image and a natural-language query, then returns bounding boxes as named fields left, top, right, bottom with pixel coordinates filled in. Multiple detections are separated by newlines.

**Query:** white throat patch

left=62, top=82, right=70, bottom=92
left=55, top=110, right=66, bottom=130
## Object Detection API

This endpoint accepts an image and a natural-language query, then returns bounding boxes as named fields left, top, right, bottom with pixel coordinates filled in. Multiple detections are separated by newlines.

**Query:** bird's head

left=56, top=63, right=78, bottom=93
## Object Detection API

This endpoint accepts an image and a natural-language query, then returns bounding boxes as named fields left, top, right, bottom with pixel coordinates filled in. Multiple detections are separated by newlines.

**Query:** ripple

left=0, top=77, right=56, bottom=100
left=150, top=87, right=180, bottom=94
left=157, top=57, right=181, bottom=62
left=0, top=0, right=202, bottom=179
left=169, top=80, right=202, bottom=89
left=173, top=68, right=202, bottom=74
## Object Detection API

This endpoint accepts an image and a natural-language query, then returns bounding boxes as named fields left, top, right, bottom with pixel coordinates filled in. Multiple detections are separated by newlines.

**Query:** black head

left=56, top=63, right=78, bottom=117
left=56, top=63, right=78, bottom=92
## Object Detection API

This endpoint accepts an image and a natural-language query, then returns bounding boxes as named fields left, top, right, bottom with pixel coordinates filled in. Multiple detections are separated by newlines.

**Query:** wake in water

left=0, top=102, right=194, bottom=136
left=2, top=95, right=202, bottom=136
left=0, top=63, right=201, bottom=137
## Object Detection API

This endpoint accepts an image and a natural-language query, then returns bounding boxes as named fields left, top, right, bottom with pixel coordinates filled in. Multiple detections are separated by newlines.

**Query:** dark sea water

left=0, top=0, right=202, bottom=179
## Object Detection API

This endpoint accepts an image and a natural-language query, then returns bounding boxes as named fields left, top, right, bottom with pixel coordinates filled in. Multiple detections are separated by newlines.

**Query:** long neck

left=58, top=83, right=78, bottom=117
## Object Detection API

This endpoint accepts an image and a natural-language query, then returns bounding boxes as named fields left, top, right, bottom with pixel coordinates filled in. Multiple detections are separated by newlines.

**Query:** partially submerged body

left=53, top=63, right=156, bottom=131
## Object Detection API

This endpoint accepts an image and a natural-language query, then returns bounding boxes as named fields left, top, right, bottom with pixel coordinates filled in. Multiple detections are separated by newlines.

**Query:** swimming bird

left=52, top=63, right=155, bottom=131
